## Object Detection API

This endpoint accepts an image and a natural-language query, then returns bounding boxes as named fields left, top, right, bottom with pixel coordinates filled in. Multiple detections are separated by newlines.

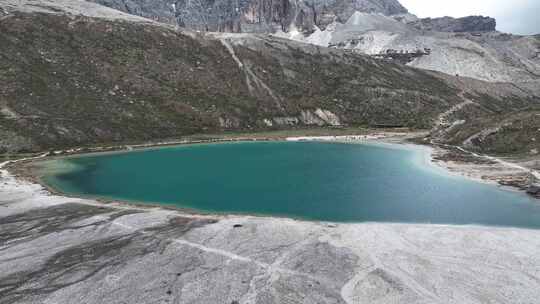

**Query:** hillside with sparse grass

left=0, top=0, right=539, bottom=156
left=0, top=10, right=462, bottom=153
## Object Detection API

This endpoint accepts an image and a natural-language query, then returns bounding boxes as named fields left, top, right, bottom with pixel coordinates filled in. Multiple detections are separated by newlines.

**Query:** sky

left=399, top=0, right=540, bottom=35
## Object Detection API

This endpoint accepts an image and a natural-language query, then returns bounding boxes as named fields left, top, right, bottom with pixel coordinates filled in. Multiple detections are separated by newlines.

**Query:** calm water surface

left=42, top=141, right=540, bottom=227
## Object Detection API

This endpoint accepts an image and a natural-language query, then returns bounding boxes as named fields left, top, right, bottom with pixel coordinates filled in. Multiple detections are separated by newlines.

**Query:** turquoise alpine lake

left=41, top=141, right=540, bottom=227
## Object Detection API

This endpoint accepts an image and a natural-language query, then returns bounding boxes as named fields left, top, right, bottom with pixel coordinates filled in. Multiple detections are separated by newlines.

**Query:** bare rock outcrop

left=88, top=0, right=408, bottom=33
left=409, top=15, right=496, bottom=33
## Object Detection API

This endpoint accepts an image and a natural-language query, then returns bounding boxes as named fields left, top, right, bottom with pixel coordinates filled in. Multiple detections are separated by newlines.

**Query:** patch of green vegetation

left=441, top=109, right=540, bottom=156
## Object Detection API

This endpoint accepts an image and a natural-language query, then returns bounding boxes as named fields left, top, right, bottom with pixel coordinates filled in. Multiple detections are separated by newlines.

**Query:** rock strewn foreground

left=1, top=170, right=540, bottom=304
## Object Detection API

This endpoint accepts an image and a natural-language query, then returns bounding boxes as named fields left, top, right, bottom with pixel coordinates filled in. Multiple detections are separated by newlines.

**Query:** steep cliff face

left=409, top=16, right=496, bottom=33
left=87, top=0, right=408, bottom=33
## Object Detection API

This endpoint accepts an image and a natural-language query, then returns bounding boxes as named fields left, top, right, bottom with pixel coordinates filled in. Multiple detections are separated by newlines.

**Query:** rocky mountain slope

left=0, top=0, right=454, bottom=153
left=0, top=0, right=160, bottom=23
left=434, top=109, right=540, bottom=156
left=88, top=0, right=408, bottom=32
left=285, top=12, right=540, bottom=84
left=86, top=0, right=540, bottom=85
left=427, top=73, right=540, bottom=156
left=0, top=0, right=539, bottom=156
left=90, top=0, right=176, bottom=24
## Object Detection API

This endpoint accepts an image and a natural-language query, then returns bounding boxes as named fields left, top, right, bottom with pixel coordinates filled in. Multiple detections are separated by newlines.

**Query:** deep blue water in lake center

left=42, top=141, right=540, bottom=227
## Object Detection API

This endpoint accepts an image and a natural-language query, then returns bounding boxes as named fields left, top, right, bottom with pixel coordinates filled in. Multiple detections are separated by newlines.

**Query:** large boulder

left=527, top=185, right=540, bottom=197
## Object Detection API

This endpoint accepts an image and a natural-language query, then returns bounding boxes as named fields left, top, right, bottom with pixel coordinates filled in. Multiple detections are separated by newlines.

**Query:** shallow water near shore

left=41, top=141, right=540, bottom=227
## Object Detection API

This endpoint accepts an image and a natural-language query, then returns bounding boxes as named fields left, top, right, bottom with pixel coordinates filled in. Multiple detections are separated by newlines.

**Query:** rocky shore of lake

left=2, top=133, right=540, bottom=303
left=428, top=143, right=540, bottom=197
left=4, top=130, right=540, bottom=201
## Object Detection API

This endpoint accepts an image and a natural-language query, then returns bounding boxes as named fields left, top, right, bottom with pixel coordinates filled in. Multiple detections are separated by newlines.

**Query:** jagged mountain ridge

left=87, top=0, right=496, bottom=34
left=88, top=0, right=495, bottom=34
left=86, top=0, right=540, bottom=84
left=88, top=0, right=408, bottom=32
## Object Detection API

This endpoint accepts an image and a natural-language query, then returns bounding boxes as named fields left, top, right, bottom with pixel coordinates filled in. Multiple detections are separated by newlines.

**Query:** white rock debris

left=280, top=11, right=540, bottom=84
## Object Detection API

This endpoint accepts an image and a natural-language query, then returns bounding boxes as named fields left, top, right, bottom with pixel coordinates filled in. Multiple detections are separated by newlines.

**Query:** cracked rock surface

left=2, top=170, right=540, bottom=304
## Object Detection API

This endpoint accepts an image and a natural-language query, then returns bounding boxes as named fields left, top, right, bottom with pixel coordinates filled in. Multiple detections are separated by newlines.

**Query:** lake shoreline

left=3, top=131, right=540, bottom=303
left=3, top=129, right=539, bottom=218
left=13, top=132, right=423, bottom=223
left=1, top=140, right=539, bottom=228
left=2, top=156, right=540, bottom=303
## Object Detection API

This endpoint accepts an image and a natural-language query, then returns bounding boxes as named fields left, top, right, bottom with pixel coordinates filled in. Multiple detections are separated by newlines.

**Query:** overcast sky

left=399, top=0, right=540, bottom=35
